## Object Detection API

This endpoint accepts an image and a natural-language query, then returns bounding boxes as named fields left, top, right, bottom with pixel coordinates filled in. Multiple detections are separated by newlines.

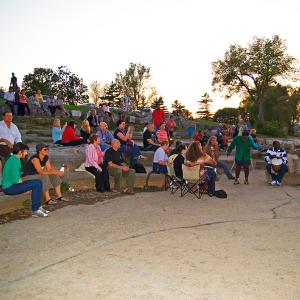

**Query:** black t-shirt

left=114, top=128, right=126, bottom=145
left=143, top=130, right=154, bottom=148
left=173, top=154, right=184, bottom=179
left=80, top=129, right=90, bottom=143
left=87, top=115, right=98, bottom=127
left=104, top=148, right=124, bottom=167
left=23, top=154, right=49, bottom=176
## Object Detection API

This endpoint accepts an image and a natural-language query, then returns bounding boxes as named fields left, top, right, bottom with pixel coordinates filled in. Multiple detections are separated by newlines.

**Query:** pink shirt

left=85, top=144, right=103, bottom=170
left=156, top=129, right=168, bottom=143
left=19, top=94, right=28, bottom=104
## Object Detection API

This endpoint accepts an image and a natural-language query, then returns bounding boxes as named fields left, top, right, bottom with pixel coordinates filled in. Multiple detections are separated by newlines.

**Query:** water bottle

left=60, top=165, right=65, bottom=172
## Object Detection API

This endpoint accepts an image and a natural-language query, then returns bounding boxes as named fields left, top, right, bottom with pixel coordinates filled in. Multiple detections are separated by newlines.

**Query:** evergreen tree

left=101, top=81, right=121, bottom=106
left=197, top=93, right=212, bottom=119
left=150, top=96, right=167, bottom=111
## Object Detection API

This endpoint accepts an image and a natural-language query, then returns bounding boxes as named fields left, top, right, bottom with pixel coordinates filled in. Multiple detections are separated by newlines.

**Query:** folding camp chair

left=166, top=155, right=184, bottom=194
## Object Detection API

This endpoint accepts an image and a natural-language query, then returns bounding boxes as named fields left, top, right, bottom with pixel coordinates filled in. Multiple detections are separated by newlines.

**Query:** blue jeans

left=143, top=145, right=159, bottom=152
left=3, top=179, right=42, bottom=211
left=206, top=169, right=216, bottom=194
left=217, top=161, right=233, bottom=178
left=266, top=164, right=288, bottom=183
left=152, top=163, right=168, bottom=174
left=120, top=144, right=141, bottom=166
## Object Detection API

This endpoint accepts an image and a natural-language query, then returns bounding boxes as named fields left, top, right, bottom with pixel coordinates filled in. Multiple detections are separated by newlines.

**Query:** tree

left=171, top=100, right=185, bottom=112
left=116, top=63, right=151, bottom=110
left=101, top=81, right=122, bottom=107
left=22, top=68, right=59, bottom=95
left=213, top=107, right=240, bottom=124
left=212, top=35, right=298, bottom=124
left=55, top=66, right=89, bottom=104
left=197, top=92, right=212, bottom=119
left=89, top=81, right=103, bottom=106
left=150, top=96, right=167, bottom=110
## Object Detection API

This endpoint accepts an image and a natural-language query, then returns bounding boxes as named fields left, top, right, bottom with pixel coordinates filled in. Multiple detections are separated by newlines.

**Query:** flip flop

left=45, top=199, right=57, bottom=205
left=56, top=196, right=70, bottom=202
left=123, top=188, right=135, bottom=195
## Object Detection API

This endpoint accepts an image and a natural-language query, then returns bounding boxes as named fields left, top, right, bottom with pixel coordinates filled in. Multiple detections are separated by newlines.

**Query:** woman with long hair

left=61, top=121, right=85, bottom=146
left=80, top=120, right=91, bottom=143
left=52, top=118, right=67, bottom=144
left=204, top=136, right=235, bottom=180
left=185, top=141, right=216, bottom=196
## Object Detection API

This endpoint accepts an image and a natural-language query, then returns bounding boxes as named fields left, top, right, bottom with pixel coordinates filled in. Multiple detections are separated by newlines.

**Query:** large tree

left=171, top=100, right=185, bottom=112
left=213, top=107, right=240, bottom=124
left=212, top=35, right=298, bottom=124
left=115, top=63, right=150, bottom=110
left=101, top=81, right=122, bottom=107
left=197, top=92, right=212, bottom=119
left=89, top=81, right=104, bottom=106
left=150, top=96, right=167, bottom=110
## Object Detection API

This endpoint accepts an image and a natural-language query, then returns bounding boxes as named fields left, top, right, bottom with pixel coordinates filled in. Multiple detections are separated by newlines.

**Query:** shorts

left=235, top=159, right=251, bottom=167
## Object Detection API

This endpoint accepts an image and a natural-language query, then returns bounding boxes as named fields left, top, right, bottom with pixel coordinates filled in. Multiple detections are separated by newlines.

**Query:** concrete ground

left=0, top=170, right=299, bottom=300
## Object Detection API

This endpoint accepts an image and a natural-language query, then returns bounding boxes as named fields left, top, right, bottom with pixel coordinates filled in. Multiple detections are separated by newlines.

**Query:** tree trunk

left=257, top=95, right=265, bottom=124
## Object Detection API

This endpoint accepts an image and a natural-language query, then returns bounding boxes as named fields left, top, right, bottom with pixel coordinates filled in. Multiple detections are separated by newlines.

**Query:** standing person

left=102, top=102, right=114, bottom=122
left=152, top=141, right=169, bottom=174
left=23, top=143, right=67, bottom=205
left=124, top=96, right=130, bottom=112
left=96, top=122, right=114, bottom=152
left=204, top=136, right=235, bottom=180
left=87, top=109, right=99, bottom=132
left=80, top=120, right=91, bottom=143
left=47, top=95, right=56, bottom=116
left=0, top=111, right=22, bottom=164
left=114, top=120, right=143, bottom=167
left=52, top=118, right=67, bottom=144
left=143, top=123, right=160, bottom=151
left=2, top=143, right=48, bottom=217
left=84, top=134, right=110, bottom=192
left=166, top=115, right=176, bottom=139
left=265, top=141, right=288, bottom=186
left=104, top=139, right=135, bottom=194
left=152, top=106, right=165, bottom=131
left=156, top=123, right=169, bottom=143
left=227, top=131, right=258, bottom=185
left=10, top=73, right=18, bottom=91
left=14, top=87, right=20, bottom=108
left=4, top=87, right=15, bottom=115
left=61, top=121, right=85, bottom=146
left=18, top=89, right=31, bottom=116
left=193, top=130, right=203, bottom=143
left=187, top=117, right=196, bottom=139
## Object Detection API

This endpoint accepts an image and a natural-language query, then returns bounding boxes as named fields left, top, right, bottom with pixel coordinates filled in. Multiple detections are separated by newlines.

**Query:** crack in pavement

left=1, top=214, right=299, bottom=289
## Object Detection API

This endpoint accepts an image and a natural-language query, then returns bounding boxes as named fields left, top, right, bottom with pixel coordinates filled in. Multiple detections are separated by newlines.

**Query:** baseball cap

left=36, top=143, right=49, bottom=152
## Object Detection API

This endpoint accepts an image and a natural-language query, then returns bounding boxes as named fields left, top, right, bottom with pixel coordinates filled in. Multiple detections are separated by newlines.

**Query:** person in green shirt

left=2, top=143, right=49, bottom=217
left=227, top=131, right=258, bottom=185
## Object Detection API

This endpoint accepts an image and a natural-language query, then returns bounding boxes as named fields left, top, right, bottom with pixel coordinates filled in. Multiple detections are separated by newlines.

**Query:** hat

left=36, top=143, right=49, bottom=152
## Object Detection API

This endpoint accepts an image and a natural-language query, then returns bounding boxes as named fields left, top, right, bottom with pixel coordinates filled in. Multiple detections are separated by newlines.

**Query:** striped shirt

left=264, top=147, right=288, bottom=165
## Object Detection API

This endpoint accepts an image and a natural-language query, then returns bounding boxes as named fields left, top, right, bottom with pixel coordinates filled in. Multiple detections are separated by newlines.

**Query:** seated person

left=47, top=95, right=56, bottom=116
left=87, top=109, right=99, bottom=132
left=204, top=136, right=235, bottom=180
left=143, top=122, right=160, bottom=151
left=52, top=118, right=67, bottom=144
left=22, top=143, right=67, bottom=205
left=185, top=141, right=216, bottom=197
left=201, top=131, right=210, bottom=146
left=169, top=140, right=183, bottom=156
left=265, top=140, right=288, bottom=186
left=80, top=120, right=91, bottom=143
left=2, top=143, right=48, bottom=217
left=193, top=130, right=203, bottom=143
left=61, top=121, right=85, bottom=146
left=55, top=95, right=66, bottom=116
left=102, top=103, right=114, bottom=122
left=35, top=90, right=47, bottom=113
left=85, top=134, right=110, bottom=192
left=104, top=139, right=135, bottom=195
left=156, top=123, right=169, bottom=143
left=114, top=119, right=143, bottom=167
left=96, top=122, right=114, bottom=152
left=166, top=115, right=176, bottom=139
left=153, top=141, right=169, bottom=174
left=173, top=144, right=187, bottom=179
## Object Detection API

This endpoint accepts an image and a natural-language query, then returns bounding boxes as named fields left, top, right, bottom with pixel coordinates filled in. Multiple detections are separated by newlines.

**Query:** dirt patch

left=0, top=186, right=162, bottom=225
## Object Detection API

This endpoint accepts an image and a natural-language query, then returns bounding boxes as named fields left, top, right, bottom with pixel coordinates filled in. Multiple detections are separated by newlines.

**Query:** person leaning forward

left=104, top=139, right=135, bottom=195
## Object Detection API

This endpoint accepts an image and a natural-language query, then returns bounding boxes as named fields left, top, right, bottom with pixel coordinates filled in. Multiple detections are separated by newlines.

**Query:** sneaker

left=276, top=181, right=282, bottom=186
left=228, top=175, right=235, bottom=180
left=270, top=180, right=277, bottom=186
left=234, top=179, right=239, bottom=185
left=32, top=209, right=48, bottom=218
left=39, top=206, right=50, bottom=214
left=244, top=179, right=249, bottom=185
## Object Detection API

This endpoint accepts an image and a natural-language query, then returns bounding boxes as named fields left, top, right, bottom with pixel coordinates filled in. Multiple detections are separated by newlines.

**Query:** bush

left=257, top=121, right=286, bottom=137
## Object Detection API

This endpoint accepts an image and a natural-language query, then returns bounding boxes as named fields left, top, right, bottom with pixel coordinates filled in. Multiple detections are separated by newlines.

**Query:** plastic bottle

left=60, top=165, right=65, bottom=172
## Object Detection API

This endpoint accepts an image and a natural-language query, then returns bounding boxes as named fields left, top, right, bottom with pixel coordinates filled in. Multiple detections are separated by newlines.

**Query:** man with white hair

left=104, top=139, right=135, bottom=194
left=96, top=122, right=114, bottom=151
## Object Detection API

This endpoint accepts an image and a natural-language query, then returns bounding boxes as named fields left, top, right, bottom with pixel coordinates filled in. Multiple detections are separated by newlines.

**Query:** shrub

left=257, top=121, right=286, bottom=137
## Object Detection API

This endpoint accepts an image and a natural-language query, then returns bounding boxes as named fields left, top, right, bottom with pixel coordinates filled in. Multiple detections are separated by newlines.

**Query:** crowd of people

left=0, top=101, right=290, bottom=217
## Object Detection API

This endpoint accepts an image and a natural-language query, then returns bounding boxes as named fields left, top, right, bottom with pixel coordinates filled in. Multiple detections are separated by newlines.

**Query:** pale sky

left=1, top=0, right=300, bottom=113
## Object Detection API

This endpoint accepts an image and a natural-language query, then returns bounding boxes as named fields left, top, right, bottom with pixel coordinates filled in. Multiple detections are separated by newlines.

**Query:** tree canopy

left=197, top=93, right=212, bottom=119
left=212, top=35, right=298, bottom=124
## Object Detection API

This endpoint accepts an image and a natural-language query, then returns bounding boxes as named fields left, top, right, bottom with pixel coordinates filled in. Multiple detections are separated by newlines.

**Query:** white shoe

left=32, top=209, right=48, bottom=217
left=39, top=206, right=50, bottom=214
left=276, top=181, right=282, bottom=186
left=271, top=180, right=277, bottom=186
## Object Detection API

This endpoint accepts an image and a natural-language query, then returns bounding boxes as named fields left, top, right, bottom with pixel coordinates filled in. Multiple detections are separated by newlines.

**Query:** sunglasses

left=42, top=148, right=48, bottom=151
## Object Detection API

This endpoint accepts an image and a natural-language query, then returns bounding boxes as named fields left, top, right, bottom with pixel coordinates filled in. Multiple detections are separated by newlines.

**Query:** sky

left=1, top=0, right=300, bottom=113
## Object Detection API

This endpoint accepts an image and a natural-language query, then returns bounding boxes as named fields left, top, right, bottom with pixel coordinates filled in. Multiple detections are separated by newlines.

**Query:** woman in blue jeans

left=2, top=143, right=48, bottom=217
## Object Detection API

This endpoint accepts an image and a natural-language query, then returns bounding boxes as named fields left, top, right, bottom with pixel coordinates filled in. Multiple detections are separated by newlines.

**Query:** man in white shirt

left=3, top=87, right=15, bottom=115
left=152, top=140, right=169, bottom=174
left=0, top=111, right=22, bottom=164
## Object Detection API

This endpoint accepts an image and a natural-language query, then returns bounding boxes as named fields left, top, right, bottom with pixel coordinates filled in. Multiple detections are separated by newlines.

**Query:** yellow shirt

left=35, top=94, right=43, bottom=102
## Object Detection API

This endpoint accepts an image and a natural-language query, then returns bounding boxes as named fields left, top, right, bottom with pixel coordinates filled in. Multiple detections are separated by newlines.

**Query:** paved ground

left=0, top=170, right=299, bottom=300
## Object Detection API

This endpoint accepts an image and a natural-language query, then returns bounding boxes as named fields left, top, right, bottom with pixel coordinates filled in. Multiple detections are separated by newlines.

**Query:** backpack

left=132, top=163, right=146, bottom=173
left=214, top=189, right=227, bottom=198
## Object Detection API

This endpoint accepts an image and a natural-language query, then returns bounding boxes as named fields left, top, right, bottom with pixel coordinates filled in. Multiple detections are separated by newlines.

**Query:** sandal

left=111, top=189, right=121, bottom=193
left=56, top=196, right=70, bottom=202
left=123, top=188, right=135, bottom=195
left=45, top=199, right=57, bottom=205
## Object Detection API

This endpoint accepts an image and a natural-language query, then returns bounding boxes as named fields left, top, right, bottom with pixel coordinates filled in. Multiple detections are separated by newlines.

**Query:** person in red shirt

left=193, top=130, right=203, bottom=143
left=152, top=107, right=165, bottom=131
left=61, top=121, right=85, bottom=146
left=165, top=115, right=176, bottom=139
